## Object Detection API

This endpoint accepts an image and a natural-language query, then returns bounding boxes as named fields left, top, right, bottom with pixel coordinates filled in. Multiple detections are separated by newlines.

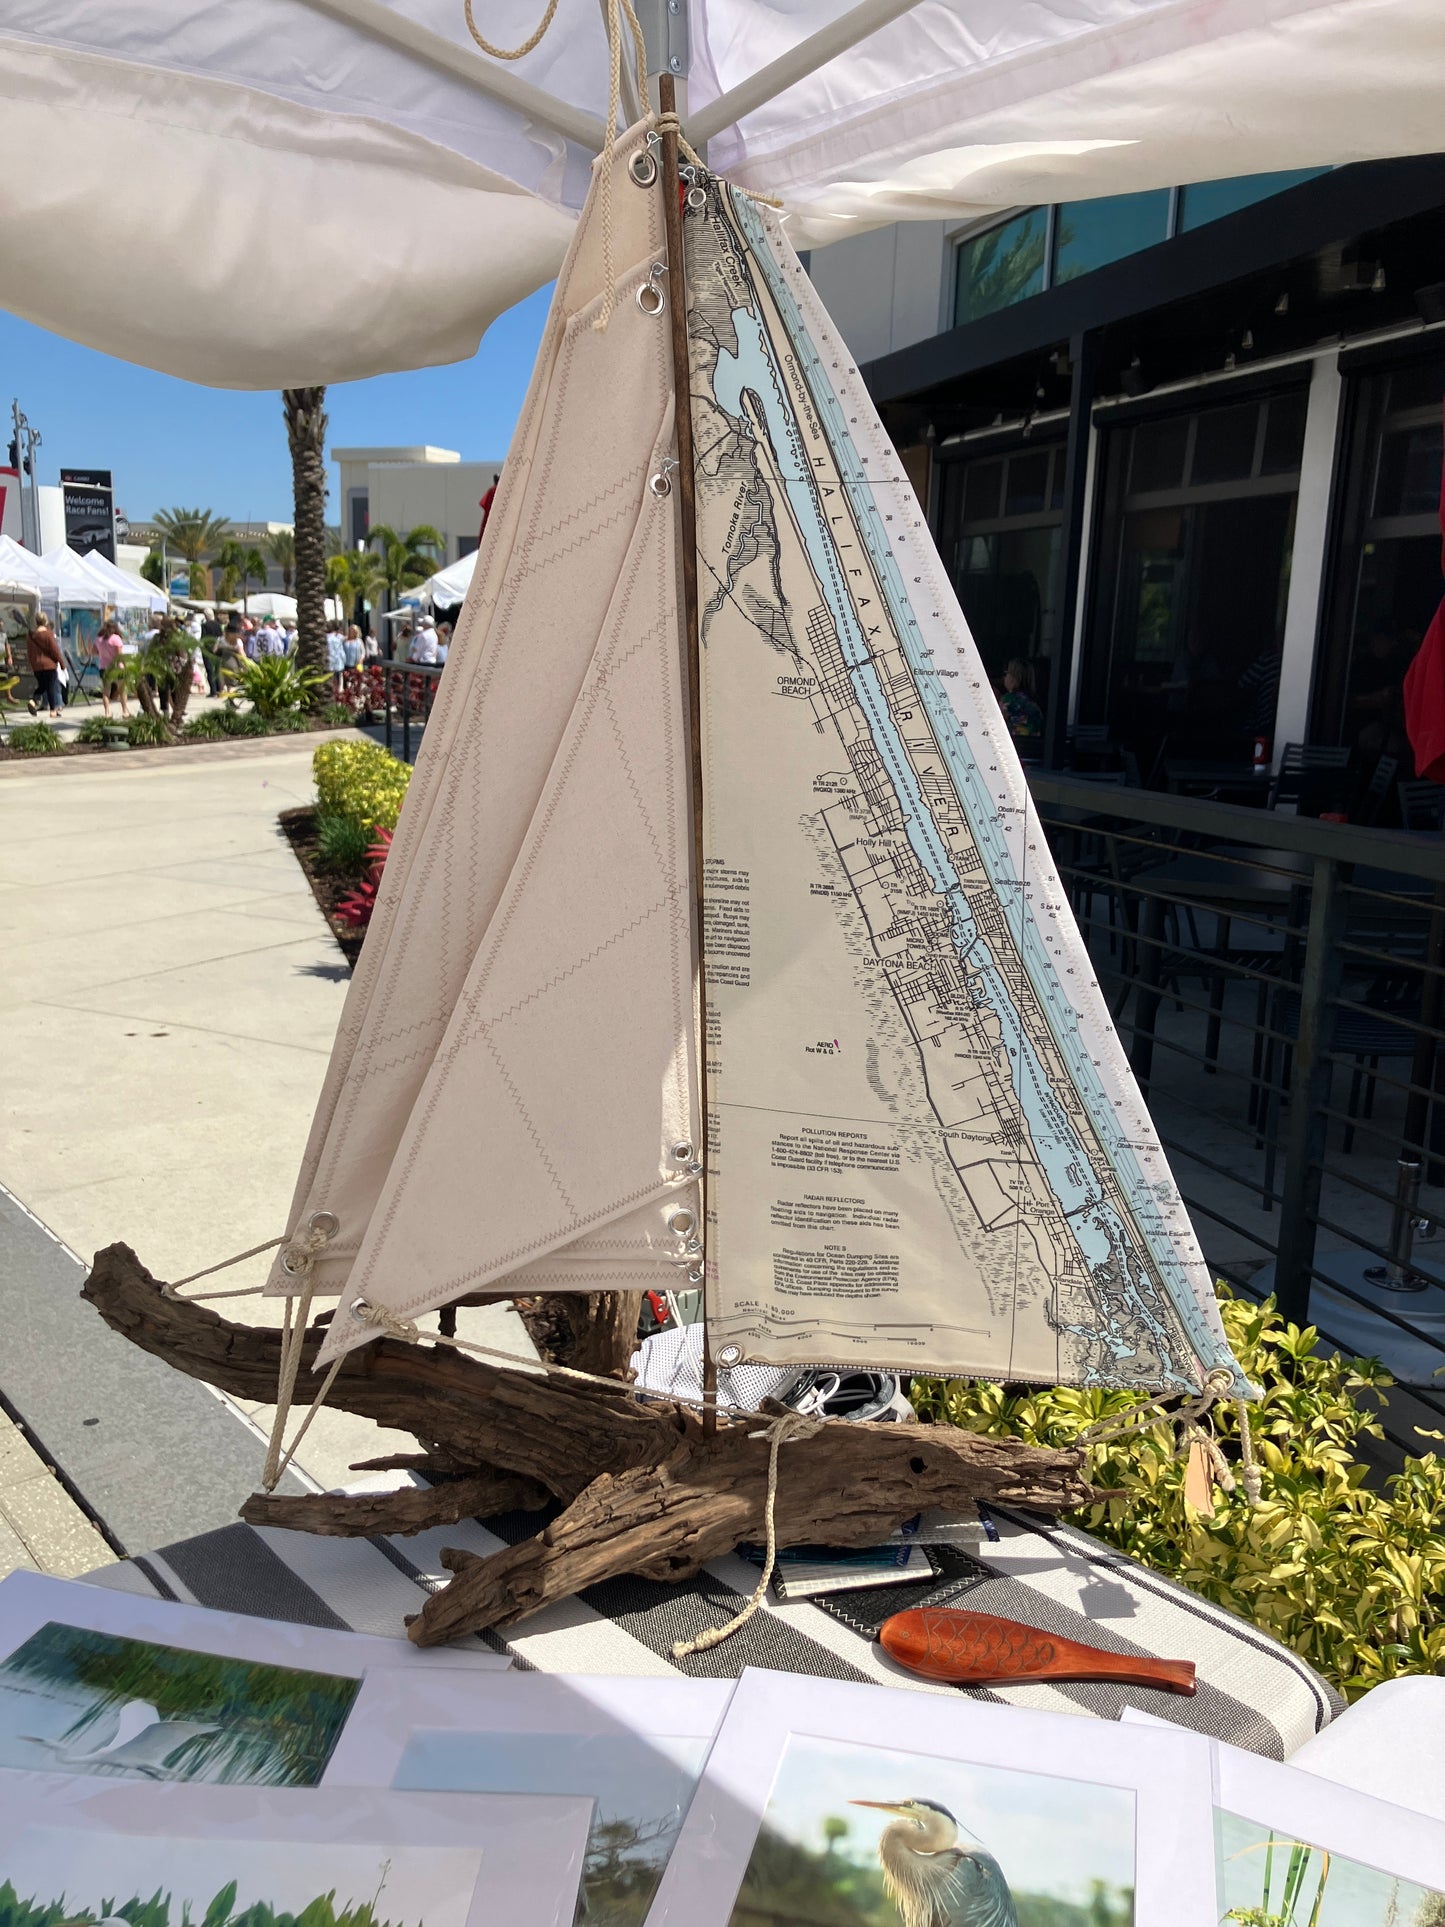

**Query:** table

left=1164, top=759, right=1272, bottom=802
left=84, top=1499, right=1342, bottom=1759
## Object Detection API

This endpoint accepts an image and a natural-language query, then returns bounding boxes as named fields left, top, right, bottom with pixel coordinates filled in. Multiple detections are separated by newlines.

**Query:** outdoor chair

left=1269, top=742, right=1352, bottom=815
left=1357, top=753, right=1399, bottom=826
left=1399, top=778, right=1445, bottom=832
left=0, top=672, right=19, bottom=721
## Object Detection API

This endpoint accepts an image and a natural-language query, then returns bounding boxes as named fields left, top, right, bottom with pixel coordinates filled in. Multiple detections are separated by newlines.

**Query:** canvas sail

left=276, top=126, right=699, bottom=1330
left=688, top=183, right=1245, bottom=1397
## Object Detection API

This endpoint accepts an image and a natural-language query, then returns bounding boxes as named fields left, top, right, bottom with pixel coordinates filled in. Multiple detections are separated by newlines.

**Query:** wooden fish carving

left=879, top=1606, right=1197, bottom=1696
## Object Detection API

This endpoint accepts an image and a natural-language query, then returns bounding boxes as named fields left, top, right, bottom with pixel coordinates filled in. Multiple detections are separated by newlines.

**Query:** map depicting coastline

left=689, top=184, right=1243, bottom=1393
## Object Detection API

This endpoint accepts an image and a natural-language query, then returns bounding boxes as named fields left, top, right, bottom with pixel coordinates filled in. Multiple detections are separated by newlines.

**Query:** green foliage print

left=0, top=1878, right=422, bottom=1927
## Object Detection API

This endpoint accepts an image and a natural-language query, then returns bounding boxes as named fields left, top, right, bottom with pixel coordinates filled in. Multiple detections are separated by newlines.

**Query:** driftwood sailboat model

left=86, top=90, right=1247, bottom=1646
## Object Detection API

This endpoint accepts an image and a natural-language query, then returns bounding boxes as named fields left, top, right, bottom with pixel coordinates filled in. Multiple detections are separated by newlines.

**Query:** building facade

left=812, top=157, right=1445, bottom=785
left=331, top=446, right=506, bottom=565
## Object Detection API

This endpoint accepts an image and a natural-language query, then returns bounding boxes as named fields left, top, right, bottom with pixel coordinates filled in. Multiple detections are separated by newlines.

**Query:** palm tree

left=266, top=529, right=296, bottom=594
left=282, top=387, right=329, bottom=684
left=152, top=507, right=230, bottom=598
left=368, top=523, right=444, bottom=640
left=326, top=547, right=385, bottom=630
left=140, top=549, right=165, bottom=588
left=213, top=540, right=269, bottom=613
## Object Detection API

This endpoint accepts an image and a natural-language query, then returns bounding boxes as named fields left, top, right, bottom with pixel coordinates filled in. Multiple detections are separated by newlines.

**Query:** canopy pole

left=658, top=73, right=716, bottom=1437
left=689, top=0, right=928, bottom=146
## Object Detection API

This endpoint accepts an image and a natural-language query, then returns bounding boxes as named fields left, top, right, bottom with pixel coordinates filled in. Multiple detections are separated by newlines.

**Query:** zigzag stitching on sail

left=368, top=1173, right=686, bottom=1313
left=521, top=470, right=646, bottom=558
left=462, top=895, right=678, bottom=1038
left=479, top=1028, right=579, bottom=1218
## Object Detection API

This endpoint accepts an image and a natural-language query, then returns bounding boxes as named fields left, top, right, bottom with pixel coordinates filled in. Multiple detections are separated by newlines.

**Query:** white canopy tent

left=76, top=548, right=169, bottom=613
left=240, top=591, right=349, bottom=623
left=0, top=0, right=1438, bottom=386
left=0, top=536, right=61, bottom=600
left=405, top=551, right=479, bottom=608
left=37, top=545, right=109, bottom=609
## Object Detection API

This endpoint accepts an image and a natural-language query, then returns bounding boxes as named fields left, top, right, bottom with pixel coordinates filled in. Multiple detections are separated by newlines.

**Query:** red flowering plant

left=334, top=826, right=393, bottom=930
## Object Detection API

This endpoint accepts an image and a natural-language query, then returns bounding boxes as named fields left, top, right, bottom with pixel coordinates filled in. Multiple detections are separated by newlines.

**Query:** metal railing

left=379, top=659, right=443, bottom=763
left=1032, top=773, right=1445, bottom=1443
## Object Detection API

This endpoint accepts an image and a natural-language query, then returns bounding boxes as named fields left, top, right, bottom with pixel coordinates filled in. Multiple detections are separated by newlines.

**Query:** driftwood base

left=82, top=1243, right=1095, bottom=1647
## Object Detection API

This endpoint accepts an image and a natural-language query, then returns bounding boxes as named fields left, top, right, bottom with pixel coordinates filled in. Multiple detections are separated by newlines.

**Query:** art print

left=324, top=1671, right=730, bottom=1927
left=0, top=1774, right=592, bottom=1927
left=646, top=1668, right=1217, bottom=1926
left=1214, top=1748, right=1445, bottom=1926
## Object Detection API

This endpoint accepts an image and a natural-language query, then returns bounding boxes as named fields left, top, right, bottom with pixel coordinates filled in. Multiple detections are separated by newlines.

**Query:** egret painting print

left=726, top=1733, right=1135, bottom=1927
left=0, top=1623, right=360, bottom=1784
left=1216, top=1811, right=1445, bottom=1926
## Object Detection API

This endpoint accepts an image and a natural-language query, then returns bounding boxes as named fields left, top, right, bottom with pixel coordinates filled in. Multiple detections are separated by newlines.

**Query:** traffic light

left=6, top=438, right=16, bottom=470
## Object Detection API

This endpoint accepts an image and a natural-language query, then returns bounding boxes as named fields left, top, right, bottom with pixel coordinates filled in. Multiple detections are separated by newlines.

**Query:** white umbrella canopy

left=0, top=0, right=1439, bottom=388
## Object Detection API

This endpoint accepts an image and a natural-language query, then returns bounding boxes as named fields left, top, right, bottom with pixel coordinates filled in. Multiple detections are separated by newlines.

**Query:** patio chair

left=1399, top=778, right=1445, bottom=832
left=0, top=672, right=19, bottom=721
left=1269, top=742, right=1352, bottom=815
left=1357, top=753, right=1399, bottom=826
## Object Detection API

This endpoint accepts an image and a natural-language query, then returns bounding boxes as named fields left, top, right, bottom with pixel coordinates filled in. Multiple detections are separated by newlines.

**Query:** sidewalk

left=0, top=732, right=463, bottom=1567
left=0, top=1412, right=112, bottom=1577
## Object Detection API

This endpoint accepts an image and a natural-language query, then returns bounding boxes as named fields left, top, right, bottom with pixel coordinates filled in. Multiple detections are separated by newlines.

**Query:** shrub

left=181, top=711, right=231, bottom=741
left=313, top=738, right=411, bottom=834
left=914, top=1289, right=1445, bottom=1700
left=232, top=711, right=271, bottom=736
left=321, top=702, right=355, bottom=727
left=268, top=709, right=311, bottom=733
left=74, top=715, right=112, bottom=745
left=7, top=723, right=62, bottom=754
left=314, top=812, right=375, bottom=874
left=222, top=656, right=330, bottom=720
left=127, top=714, right=171, bottom=747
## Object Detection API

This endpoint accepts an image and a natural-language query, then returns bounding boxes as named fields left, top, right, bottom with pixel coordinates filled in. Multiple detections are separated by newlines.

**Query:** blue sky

left=0, top=282, right=552, bottom=527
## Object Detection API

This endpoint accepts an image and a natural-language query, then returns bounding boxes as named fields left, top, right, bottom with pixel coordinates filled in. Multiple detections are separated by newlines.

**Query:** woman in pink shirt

left=95, top=620, right=130, bottom=720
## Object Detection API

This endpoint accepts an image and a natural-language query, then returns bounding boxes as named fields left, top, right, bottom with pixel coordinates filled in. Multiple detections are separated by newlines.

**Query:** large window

left=1081, top=389, right=1308, bottom=776
left=953, top=170, right=1330, bottom=328
left=954, top=209, right=1049, bottom=326
left=1315, top=355, right=1444, bottom=760
left=937, top=440, right=1066, bottom=718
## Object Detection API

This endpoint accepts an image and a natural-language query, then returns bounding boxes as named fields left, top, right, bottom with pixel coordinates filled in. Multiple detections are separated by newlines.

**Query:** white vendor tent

left=77, top=548, right=169, bottom=613
left=410, top=552, right=479, bottom=608
left=0, top=0, right=1438, bottom=385
left=37, top=544, right=108, bottom=609
left=242, top=591, right=348, bottom=623
left=0, top=536, right=59, bottom=600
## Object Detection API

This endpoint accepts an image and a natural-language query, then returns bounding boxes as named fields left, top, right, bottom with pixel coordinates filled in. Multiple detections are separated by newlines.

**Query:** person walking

left=95, top=620, right=130, bottom=720
left=25, top=615, right=65, bottom=719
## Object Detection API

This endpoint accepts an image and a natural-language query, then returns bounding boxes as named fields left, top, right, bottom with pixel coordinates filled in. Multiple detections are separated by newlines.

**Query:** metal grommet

left=350, top=1297, right=372, bottom=1320
left=637, top=279, right=665, bottom=317
left=668, top=1209, right=696, bottom=1236
left=308, top=1210, right=339, bottom=1239
left=629, top=147, right=659, bottom=187
left=649, top=471, right=672, bottom=498
left=717, top=1343, right=743, bottom=1368
left=686, top=184, right=707, bottom=212
left=671, top=1141, right=694, bottom=1163
left=280, top=1250, right=304, bottom=1276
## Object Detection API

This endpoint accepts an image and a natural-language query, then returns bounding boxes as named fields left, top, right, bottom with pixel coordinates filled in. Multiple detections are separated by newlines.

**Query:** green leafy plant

left=314, top=812, right=375, bottom=874
left=322, top=701, right=355, bottom=726
left=223, top=655, right=330, bottom=720
left=914, top=1290, right=1445, bottom=1700
left=74, top=715, right=113, bottom=744
left=313, top=738, right=411, bottom=834
left=267, top=708, right=312, bottom=733
left=6, top=723, right=63, bottom=754
left=128, top=714, right=171, bottom=747
left=181, top=710, right=232, bottom=741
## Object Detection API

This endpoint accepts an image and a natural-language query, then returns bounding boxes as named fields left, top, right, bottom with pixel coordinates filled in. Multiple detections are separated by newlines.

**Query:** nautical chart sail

left=689, top=184, right=1244, bottom=1397
left=280, top=126, right=700, bottom=1342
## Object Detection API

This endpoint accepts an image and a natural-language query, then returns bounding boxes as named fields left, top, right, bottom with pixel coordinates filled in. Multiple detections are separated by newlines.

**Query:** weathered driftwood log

left=241, top=1470, right=549, bottom=1538
left=82, top=1242, right=1095, bottom=1646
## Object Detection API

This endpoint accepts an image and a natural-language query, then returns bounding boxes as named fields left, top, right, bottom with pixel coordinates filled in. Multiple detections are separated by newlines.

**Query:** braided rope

left=671, top=1409, right=825, bottom=1657
left=462, top=0, right=561, bottom=61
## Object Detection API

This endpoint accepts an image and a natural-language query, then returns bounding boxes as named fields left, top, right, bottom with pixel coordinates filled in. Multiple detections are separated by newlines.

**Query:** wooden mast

left=657, top=72, right=717, bottom=1436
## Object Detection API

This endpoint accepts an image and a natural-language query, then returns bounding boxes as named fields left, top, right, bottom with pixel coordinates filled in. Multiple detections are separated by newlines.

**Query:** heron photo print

left=647, top=1671, right=1220, bottom=1926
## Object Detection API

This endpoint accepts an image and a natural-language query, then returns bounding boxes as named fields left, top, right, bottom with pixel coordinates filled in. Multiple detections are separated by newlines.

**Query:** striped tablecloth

left=88, top=1500, right=1341, bottom=1759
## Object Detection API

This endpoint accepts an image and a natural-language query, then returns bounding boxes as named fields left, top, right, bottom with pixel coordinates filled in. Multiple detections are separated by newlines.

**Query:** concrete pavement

left=0, top=731, right=527, bottom=1567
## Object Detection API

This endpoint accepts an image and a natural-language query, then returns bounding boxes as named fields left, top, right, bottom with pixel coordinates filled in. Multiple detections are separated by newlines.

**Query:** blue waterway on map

left=712, top=199, right=1237, bottom=1388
